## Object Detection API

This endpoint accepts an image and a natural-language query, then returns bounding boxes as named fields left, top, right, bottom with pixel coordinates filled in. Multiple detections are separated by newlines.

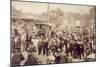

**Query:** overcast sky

left=12, top=1, right=94, bottom=14
left=12, top=1, right=48, bottom=14
left=49, top=4, right=94, bottom=14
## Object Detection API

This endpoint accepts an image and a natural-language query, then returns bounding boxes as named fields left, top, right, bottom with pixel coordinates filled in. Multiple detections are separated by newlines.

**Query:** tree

left=49, top=8, right=64, bottom=30
left=89, top=7, right=96, bottom=19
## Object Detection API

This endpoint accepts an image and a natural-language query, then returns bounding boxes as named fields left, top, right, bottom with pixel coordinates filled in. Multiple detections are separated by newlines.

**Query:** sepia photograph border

left=10, top=0, right=96, bottom=66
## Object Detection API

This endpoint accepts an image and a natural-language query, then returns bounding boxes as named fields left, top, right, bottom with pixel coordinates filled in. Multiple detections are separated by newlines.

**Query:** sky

left=49, top=4, right=94, bottom=14
left=12, top=1, right=48, bottom=14
left=12, top=1, right=95, bottom=14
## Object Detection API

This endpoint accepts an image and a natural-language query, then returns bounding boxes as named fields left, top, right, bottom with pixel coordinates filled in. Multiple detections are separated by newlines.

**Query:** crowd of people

left=11, top=25, right=96, bottom=66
